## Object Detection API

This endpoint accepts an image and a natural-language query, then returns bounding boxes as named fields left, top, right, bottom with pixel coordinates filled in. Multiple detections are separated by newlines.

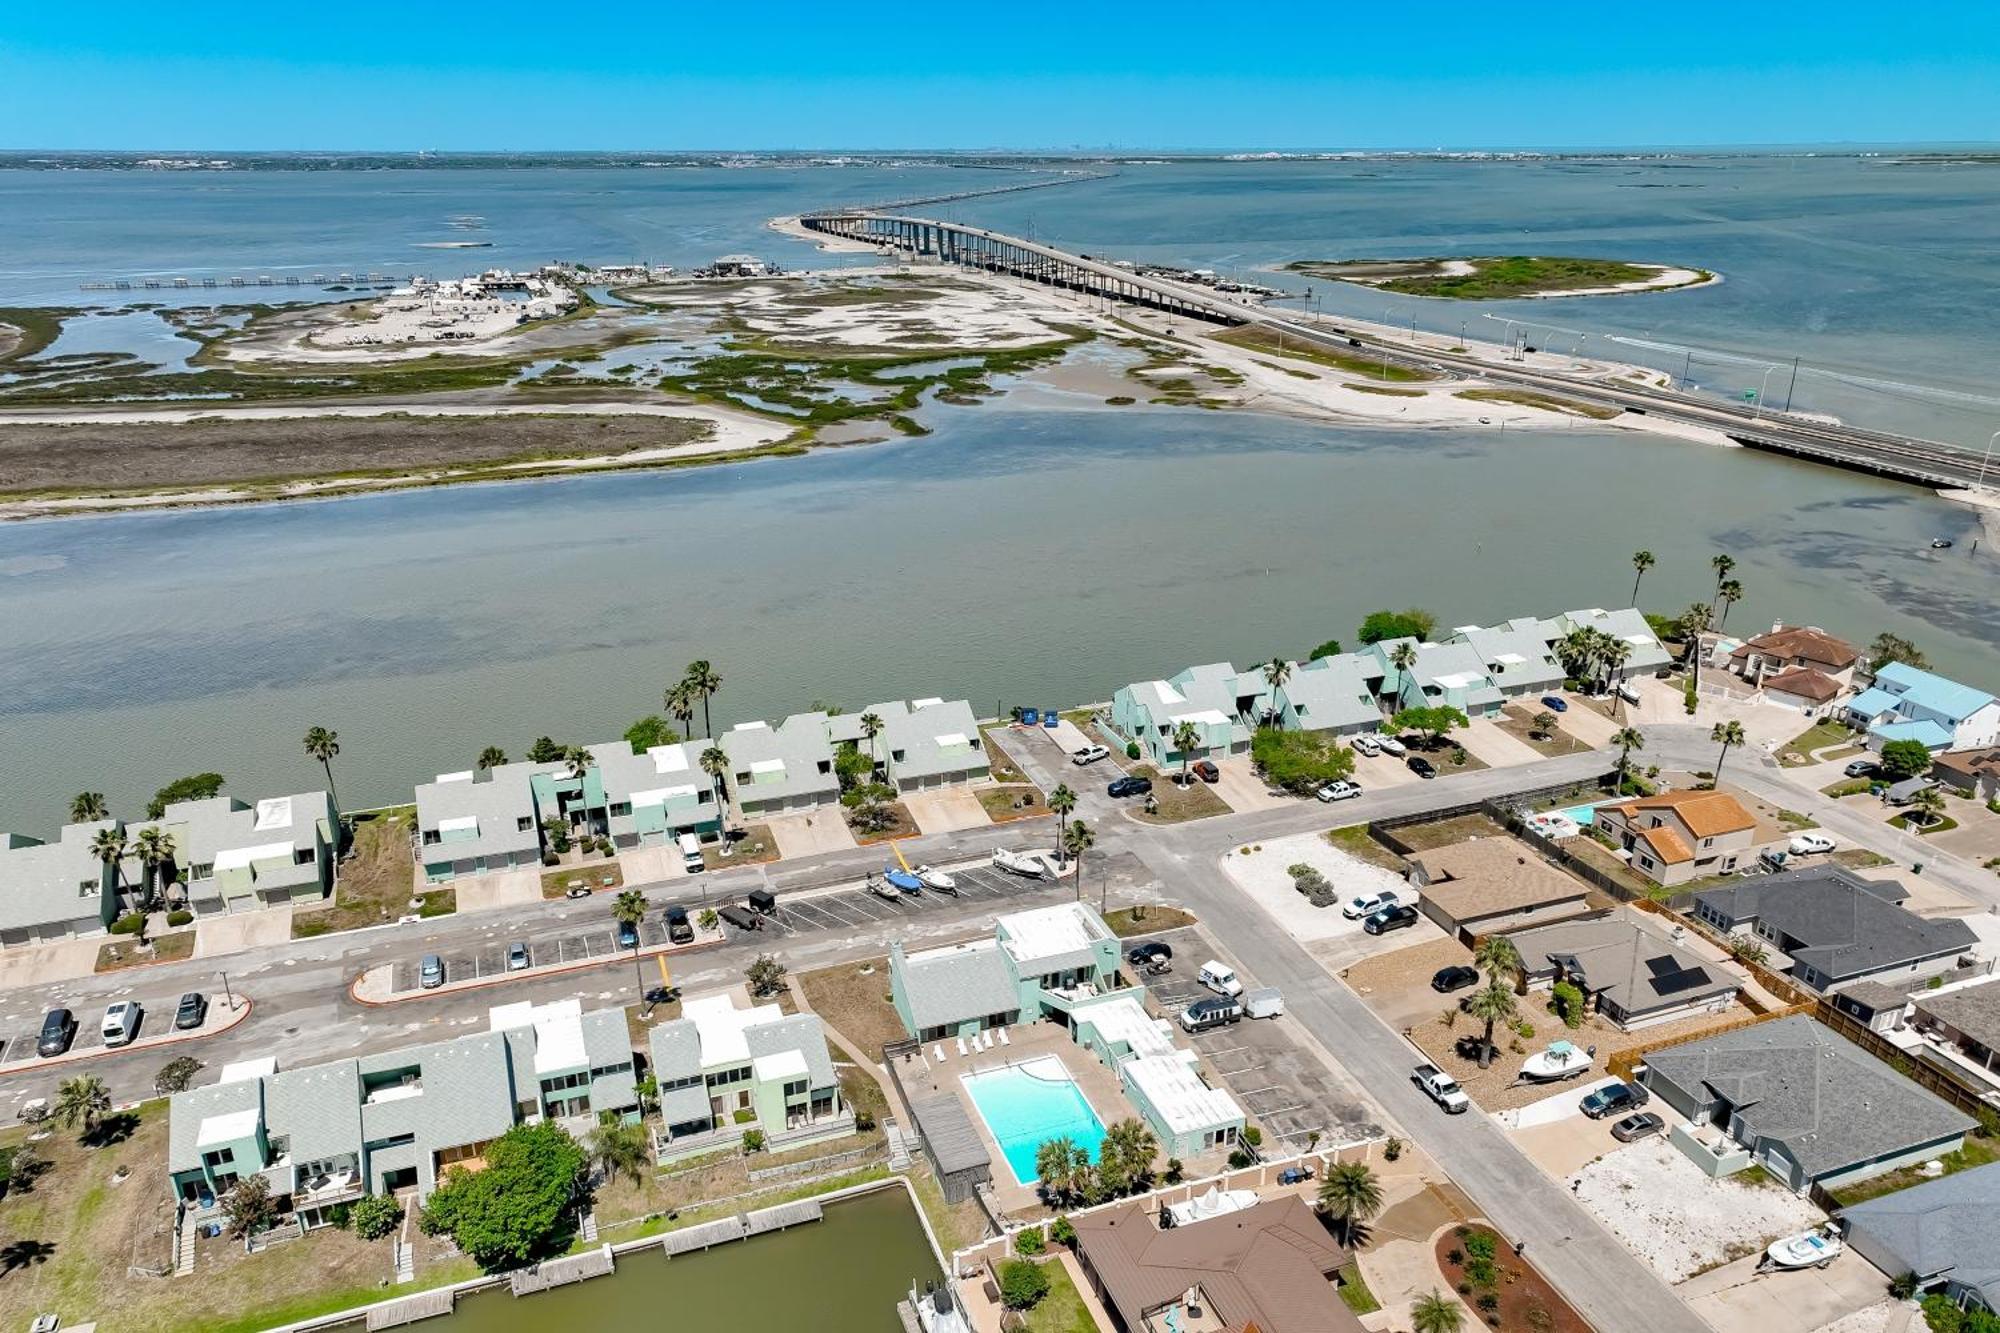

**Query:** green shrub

left=1463, top=1230, right=1498, bottom=1261
left=998, top=1259, right=1051, bottom=1310
left=1228, top=1149, right=1253, bottom=1169
left=1125, top=742, right=1141, bottom=760
left=741, top=1129, right=766, bottom=1153
left=1015, top=1227, right=1046, bottom=1256
left=1551, top=981, right=1586, bottom=1028
left=109, top=913, right=145, bottom=936
left=1050, top=1215, right=1076, bottom=1247
left=166, top=909, right=193, bottom=927
left=350, top=1194, right=402, bottom=1241
left=1241, top=1126, right=1262, bottom=1148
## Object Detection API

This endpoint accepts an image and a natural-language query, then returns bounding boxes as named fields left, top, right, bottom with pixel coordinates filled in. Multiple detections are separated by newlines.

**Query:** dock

left=79, top=272, right=413, bottom=292
left=363, top=1287, right=454, bottom=1330
left=659, top=1198, right=824, bottom=1257
left=508, top=1246, right=615, bottom=1296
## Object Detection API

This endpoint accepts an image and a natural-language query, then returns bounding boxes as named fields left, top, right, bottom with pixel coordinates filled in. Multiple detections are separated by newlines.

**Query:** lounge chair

left=998, top=1028, right=1011, bottom=1046
left=934, top=1044, right=947, bottom=1063
left=956, top=1036, right=968, bottom=1057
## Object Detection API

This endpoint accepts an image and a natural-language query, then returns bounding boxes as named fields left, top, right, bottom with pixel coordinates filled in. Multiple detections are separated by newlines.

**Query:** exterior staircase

left=885, top=1117, right=914, bottom=1170
left=579, top=1209, right=598, bottom=1243
left=172, top=1213, right=197, bottom=1277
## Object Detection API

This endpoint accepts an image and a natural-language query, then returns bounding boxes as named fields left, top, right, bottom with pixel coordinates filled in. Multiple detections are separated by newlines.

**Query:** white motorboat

left=917, top=865, right=957, bottom=893
left=1763, top=1222, right=1845, bottom=1271
left=1519, top=1040, right=1595, bottom=1083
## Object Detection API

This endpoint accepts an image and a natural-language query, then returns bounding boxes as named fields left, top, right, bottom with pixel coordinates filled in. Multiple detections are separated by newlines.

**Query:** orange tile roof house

left=1729, top=624, right=1861, bottom=684
left=1593, top=790, right=1774, bottom=888
left=1070, top=1193, right=1365, bottom=1333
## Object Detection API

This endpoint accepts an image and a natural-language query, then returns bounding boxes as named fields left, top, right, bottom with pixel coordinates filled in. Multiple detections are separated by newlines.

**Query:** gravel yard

left=1222, top=832, right=1409, bottom=943
left=1568, top=1136, right=1822, bottom=1282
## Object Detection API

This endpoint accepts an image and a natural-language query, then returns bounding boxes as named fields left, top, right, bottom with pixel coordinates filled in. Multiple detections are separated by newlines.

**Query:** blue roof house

left=1847, top=662, right=2000, bottom=754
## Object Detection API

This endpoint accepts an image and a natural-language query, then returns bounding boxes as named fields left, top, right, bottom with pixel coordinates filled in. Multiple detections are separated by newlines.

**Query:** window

left=422, top=830, right=441, bottom=845
left=1701, top=837, right=1713, bottom=849
left=516, top=816, right=533, bottom=832
left=294, top=847, right=314, bottom=865
left=77, top=880, right=98, bottom=898
left=189, top=863, right=214, bottom=880
left=202, top=1148, right=235, bottom=1170
left=783, top=1079, right=808, bottom=1100
left=609, top=802, right=631, bottom=817
left=817, top=760, right=832, bottom=774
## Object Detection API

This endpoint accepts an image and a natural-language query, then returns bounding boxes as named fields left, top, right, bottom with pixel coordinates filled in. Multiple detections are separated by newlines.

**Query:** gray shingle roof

left=1839, top=1160, right=2000, bottom=1303
left=1695, top=864, right=1976, bottom=983
left=721, top=714, right=838, bottom=806
left=264, top=1062, right=362, bottom=1165
left=910, top=1094, right=991, bottom=1176
left=896, top=942, right=1020, bottom=1032
left=648, top=1020, right=703, bottom=1082
left=1915, top=981, right=2000, bottom=1056
left=0, top=821, right=111, bottom=934
left=1508, top=916, right=1734, bottom=1017
left=1278, top=654, right=1382, bottom=732
left=657, top=1080, right=713, bottom=1126
left=744, top=1013, right=837, bottom=1088
left=1645, top=1016, right=1974, bottom=1179
left=168, top=1076, right=263, bottom=1174
left=415, top=762, right=546, bottom=865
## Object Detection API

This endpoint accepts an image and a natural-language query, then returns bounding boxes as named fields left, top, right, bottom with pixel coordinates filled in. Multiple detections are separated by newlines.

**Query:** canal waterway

left=437, top=1188, right=938, bottom=1332
left=0, top=400, right=1990, bottom=831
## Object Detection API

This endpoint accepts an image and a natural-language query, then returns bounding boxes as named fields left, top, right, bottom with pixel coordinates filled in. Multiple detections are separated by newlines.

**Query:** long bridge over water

left=802, top=209, right=1998, bottom=494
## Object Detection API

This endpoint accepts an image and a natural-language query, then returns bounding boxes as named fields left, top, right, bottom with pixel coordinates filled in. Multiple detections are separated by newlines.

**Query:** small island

left=1282, top=256, right=1716, bottom=300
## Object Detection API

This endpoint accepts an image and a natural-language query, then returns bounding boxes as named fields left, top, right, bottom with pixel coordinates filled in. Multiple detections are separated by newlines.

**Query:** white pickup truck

left=1412, top=1063, right=1470, bottom=1114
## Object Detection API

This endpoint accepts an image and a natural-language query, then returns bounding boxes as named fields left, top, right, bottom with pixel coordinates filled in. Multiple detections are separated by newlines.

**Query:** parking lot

left=0, top=983, right=234, bottom=1067
left=1127, top=925, right=1384, bottom=1152
left=386, top=854, right=1077, bottom=995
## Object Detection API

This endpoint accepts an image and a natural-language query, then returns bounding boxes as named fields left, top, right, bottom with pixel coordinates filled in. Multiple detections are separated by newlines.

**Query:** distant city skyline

left=2, top=1, right=1998, bottom=151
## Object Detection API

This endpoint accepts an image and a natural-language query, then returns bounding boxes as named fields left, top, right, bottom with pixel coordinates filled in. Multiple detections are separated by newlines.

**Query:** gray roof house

left=1109, top=662, right=1263, bottom=767
left=1693, top=864, right=1979, bottom=994
left=1640, top=1015, right=1975, bottom=1194
left=828, top=698, right=991, bottom=791
left=0, top=822, right=118, bottom=946
left=1839, top=1161, right=2000, bottom=1311
left=167, top=999, right=638, bottom=1225
left=416, top=762, right=549, bottom=882
left=1272, top=652, right=1384, bottom=736
left=1373, top=638, right=1506, bottom=718
left=136, top=791, right=338, bottom=914
left=1548, top=607, right=1674, bottom=676
left=890, top=937, right=1023, bottom=1040
left=721, top=714, right=839, bottom=817
left=1506, top=915, right=1738, bottom=1029
left=1450, top=616, right=1568, bottom=697
left=646, top=991, right=850, bottom=1160
left=589, top=739, right=720, bottom=847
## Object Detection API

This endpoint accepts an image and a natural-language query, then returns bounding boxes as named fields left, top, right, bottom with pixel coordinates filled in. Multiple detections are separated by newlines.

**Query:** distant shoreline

left=1281, top=256, right=1720, bottom=301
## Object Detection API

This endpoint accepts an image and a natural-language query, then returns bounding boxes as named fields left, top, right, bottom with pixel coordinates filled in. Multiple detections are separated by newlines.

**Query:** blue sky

left=4, top=2, right=1998, bottom=151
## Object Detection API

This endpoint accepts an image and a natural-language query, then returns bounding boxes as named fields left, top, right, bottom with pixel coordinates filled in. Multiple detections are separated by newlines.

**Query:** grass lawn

left=1015, top=1256, right=1097, bottom=1333
left=1833, top=848, right=1894, bottom=870
left=797, top=957, right=908, bottom=1060
left=704, top=824, right=779, bottom=871
left=1101, top=905, right=1196, bottom=938
left=1337, top=1263, right=1381, bottom=1315
left=1822, top=779, right=1875, bottom=799
left=1344, top=382, right=1425, bottom=397
left=291, top=806, right=415, bottom=938
left=1777, top=719, right=1860, bottom=766
left=979, top=785, right=1045, bottom=823
left=1829, top=1133, right=1999, bottom=1207
left=1287, top=255, right=1696, bottom=301
left=541, top=860, right=624, bottom=898
left=1126, top=766, right=1229, bottom=824
left=850, top=801, right=917, bottom=845
left=1389, top=812, right=1511, bottom=853
left=1890, top=812, right=1960, bottom=835
left=96, top=930, right=195, bottom=973
left=1561, top=834, right=1672, bottom=901
left=978, top=725, right=1031, bottom=785
left=1498, top=705, right=1594, bottom=757
left=1455, top=387, right=1620, bottom=419
left=1324, top=826, right=1408, bottom=872
left=417, top=887, right=456, bottom=918
left=1212, top=325, right=1437, bottom=382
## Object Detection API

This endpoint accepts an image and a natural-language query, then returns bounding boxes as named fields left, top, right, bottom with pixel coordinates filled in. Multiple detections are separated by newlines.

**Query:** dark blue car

left=1540, top=695, right=1568, bottom=712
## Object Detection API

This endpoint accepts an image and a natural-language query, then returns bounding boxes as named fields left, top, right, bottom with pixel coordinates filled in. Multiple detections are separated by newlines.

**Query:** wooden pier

left=363, top=1287, right=454, bottom=1329
left=659, top=1198, right=824, bottom=1257
left=508, top=1246, right=615, bottom=1296
left=79, top=272, right=412, bottom=292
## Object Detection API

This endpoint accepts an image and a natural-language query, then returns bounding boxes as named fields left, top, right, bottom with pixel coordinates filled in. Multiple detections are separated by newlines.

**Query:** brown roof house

left=1406, top=838, right=1594, bottom=942
left=1594, top=790, right=1776, bottom=888
left=1933, top=747, right=2000, bottom=804
left=1070, top=1193, right=1365, bottom=1333
left=1728, top=624, right=1861, bottom=701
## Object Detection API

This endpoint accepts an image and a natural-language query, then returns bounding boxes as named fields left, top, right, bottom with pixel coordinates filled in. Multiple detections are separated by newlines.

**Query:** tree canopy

left=1250, top=727, right=1356, bottom=794
left=1390, top=705, right=1469, bottom=746
left=146, top=772, right=224, bottom=820
left=1868, top=632, right=1928, bottom=673
left=622, top=715, right=681, bottom=752
left=1357, top=608, right=1438, bottom=645
left=1307, top=638, right=1343, bottom=660
left=419, top=1121, right=587, bottom=1272
left=526, top=736, right=566, bottom=764
left=1878, top=738, right=1934, bottom=780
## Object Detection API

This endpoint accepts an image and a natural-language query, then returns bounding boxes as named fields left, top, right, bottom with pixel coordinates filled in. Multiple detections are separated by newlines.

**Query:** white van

left=1198, top=960, right=1243, bottom=997
left=679, top=833, right=705, bottom=874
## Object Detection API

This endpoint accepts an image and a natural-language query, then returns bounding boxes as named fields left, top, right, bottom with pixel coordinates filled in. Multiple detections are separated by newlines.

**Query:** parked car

left=1540, top=695, right=1569, bottom=713
left=506, top=942, right=531, bottom=972
left=678, top=832, right=706, bottom=874
left=1350, top=734, right=1382, bottom=757
left=614, top=919, right=640, bottom=949
left=717, top=905, right=761, bottom=932
left=174, top=991, right=208, bottom=1030
left=1616, top=681, right=1643, bottom=705
left=1412, top=1063, right=1470, bottom=1114
left=101, top=1000, right=142, bottom=1048
left=419, top=955, right=445, bottom=989
left=1198, top=960, right=1244, bottom=997
left=1363, top=904, right=1421, bottom=935
left=36, top=1009, right=76, bottom=1058
left=1191, top=760, right=1220, bottom=783
left=665, top=905, right=694, bottom=943
left=1844, top=758, right=1880, bottom=778
left=1373, top=735, right=1407, bottom=757
left=1107, top=775, right=1153, bottom=798
left=1071, top=744, right=1111, bottom=766
left=1431, top=965, right=1480, bottom=993
left=1580, top=1081, right=1650, bottom=1120
left=1343, top=889, right=1400, bottom=920
left=1406, top=755, right=1437, bottom=779
left=564, top=884, right=592, bottom=899
left=1126, top=941, right=1173, bottom=970
left=1611, top=1111, right=1666, bottom=1143
left=1316, top=779, right=1361, bottom=802
left=1178, top=997, right=1242, bottom=1032
left=1788, top=831, right=1837, bottom=855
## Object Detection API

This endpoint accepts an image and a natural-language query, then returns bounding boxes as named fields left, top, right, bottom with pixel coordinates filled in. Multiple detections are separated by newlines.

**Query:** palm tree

left=89, top=826, right=127, bottom=907
left=562, top=745, right=591, bottom=782
left=587, top=1122, right=649, bottom=1192
left=1710, top=720, right=1746, bottom=786
left=69, top=791, right=108, bottom=825
left=1062, top=819, right=1094, bottom=901
left=1316, top=1161, right=1383, bottom=1245
left=476, top=746, right=508, bottom=773
left=1630, top=549, right=1655, bottom=606
left=1035, top=1135, right=1092, bottom=1205
left=1679, top=601, right=1712, bottom=664
left=1100, top=1118, right=1159, bottom=1193
left=683, top=660, right=723, bottom=739
left=302, top=726, right=340, bottom=809
left=54, top=1074, right=110, bottom=1137
left=1600, top=636, right=1633, bottom=707
left=1389, top=641, right=1418, bottom=706
left=1411, top=1290, right=1467, bottom=1333
left=1708, top=553, right=1736, bottom=617
left=1613, top=726, right=1645, bottom=788
left=1466, top=978, right=1517, bottom=1069
left=132, top=827, right=175, bottom=913
left=612, top=888, right=649, bottom=997
left=663, top=679, right=697, bottom=739
left=1262, top=656, right=1293, bottom=723
left=1171, top=720, right=1201, bottom=786
left=1048, top=785, right=1077, bottom=862
left=1716, top=578, right=1744, bottom=629
left=1473, top=935, right=1521, bottom=992
left=860, top=712, right=885, bottom=778
left=700, top=745, right=731, bottom=837
left=1909, top=786, right=1947, bottom=827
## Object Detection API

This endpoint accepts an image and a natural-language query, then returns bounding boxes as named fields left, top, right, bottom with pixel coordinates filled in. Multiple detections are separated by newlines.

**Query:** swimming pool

left=961, top=1055, right=1108, bottom=1186
left=1554, top=800, right=1611, bottom=826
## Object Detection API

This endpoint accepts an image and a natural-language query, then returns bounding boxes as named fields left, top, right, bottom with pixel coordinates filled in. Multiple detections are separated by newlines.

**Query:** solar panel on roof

left=1649, top=964, right=1714, bottom=996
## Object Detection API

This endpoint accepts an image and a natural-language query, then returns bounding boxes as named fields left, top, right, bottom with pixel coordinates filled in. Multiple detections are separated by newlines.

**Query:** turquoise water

left=1555, top=802, right=1610, bottom=826
left=961, top=1056, right=1107, bottom=1185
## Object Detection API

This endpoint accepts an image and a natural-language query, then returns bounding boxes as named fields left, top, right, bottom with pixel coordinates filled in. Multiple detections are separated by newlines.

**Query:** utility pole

left=1782, top=355, right=1801, bottom=413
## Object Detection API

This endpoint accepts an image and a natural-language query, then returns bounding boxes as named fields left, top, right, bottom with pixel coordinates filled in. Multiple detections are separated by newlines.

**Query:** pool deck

left=963, top=1052, right=1108, bottom=1187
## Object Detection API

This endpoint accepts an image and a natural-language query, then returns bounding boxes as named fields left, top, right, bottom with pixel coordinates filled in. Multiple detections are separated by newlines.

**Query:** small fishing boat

left=1520, top=1040, right=1595, bottom=1083
left=884, top=866, right=924, bottom=894
left=916, top=864, right=957, bottom=893
left=1931, top=537, right=1954, bottom=549
left=1762, top=1222, right=1845, bottom=1271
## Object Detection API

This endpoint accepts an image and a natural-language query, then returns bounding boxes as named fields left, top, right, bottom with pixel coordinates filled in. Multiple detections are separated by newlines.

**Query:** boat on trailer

left=1519, top=1040, right=1595, bottom=1083
left=1761, top=1221, right=1846, bottom=1271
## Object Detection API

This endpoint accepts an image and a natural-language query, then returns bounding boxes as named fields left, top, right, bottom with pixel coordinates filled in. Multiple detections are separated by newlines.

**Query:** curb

left=347, top=937, right=724, bottom=1008
left=0, top=995, right=253, bottom=1078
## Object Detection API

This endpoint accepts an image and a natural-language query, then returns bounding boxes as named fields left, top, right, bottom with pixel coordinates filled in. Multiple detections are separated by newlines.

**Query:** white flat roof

left=648, top=745, right=690, bottom=774
left=998, top=902, right=1106, bottom=964
left=1433, top=671, right=1487, bottom=689
left=252, top=797, right=294, bottom=831
left=435, top=771, right=474, bottom=784
left=214, top=840, right=295, bottom=870
left=629, top=783, right=698, bottom=806
left=1077, top=995, right=1177, bottom=1060
left=489, top=998, right=589, bottom=1075
left=1494, top=653, right=1528, bottom=666
left=932, top=732, right=969, bottom=748
left=912, top=697, right=944, bottom=708
left=1169, top=708, right=1231, bottom=727
left=749, top=759, right=786, bottom=776
left=218, top=1056, right=278, bottom=1085
left=1142, top=680, right=1186, bottom=707
left=684, top=992, right=785, bottom=1067
left=1123, top=1053, right=1243, bottom=1134
left=437, top=815, right=479, bottom=835
left=732, top=720, right=770, bottom=731
left=753, top=1049, right=809, bottom=1083
left=198, top=1107, right=262, bottom=1147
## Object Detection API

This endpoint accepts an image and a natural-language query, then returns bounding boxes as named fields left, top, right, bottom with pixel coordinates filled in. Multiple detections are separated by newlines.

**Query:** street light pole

left=1751, top=364, right=1778, bottom=421
left=1980, top=429, right=2000, bottom=493
left=218, top=970, right=234, bottom=1011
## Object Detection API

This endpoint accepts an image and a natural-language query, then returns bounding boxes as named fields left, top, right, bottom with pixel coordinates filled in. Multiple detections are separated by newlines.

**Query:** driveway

left=767, top=811, right=859, bottom=858
left=1553, top=696, right=1622, bottom=747
left=193, top=905, right=292, bottom=957
left=1210, top=756, right=1289, bottom=812
left=904, top=787, right=991, bottom=836
left=1457, top=718, right=1546, bottom=768
left=1351, top=748, right=1424, bottom=789
left=453, top=867, right=543, bottom=913
left=1680, top=1249, right=1888, bottom=1333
